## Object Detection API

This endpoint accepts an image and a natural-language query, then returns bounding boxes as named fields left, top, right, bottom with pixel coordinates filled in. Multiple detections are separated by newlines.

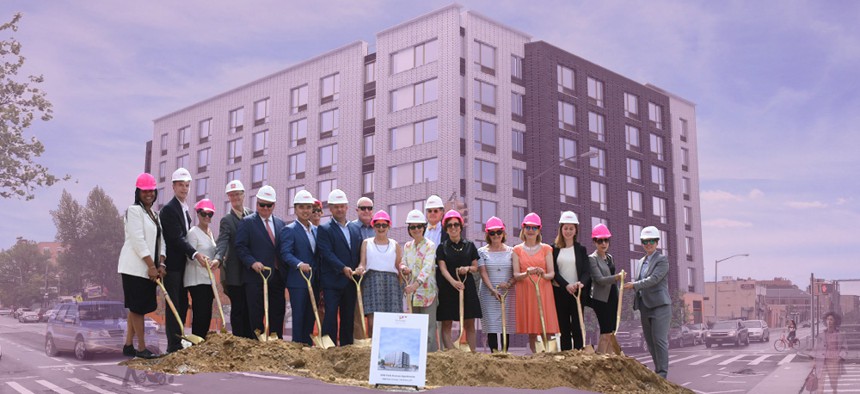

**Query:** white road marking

left=690, top=355, right=722, bottom=365
left=668, top=355, right=699, bottom=365
left=717, top=354, right=747, bottom=365
left=777, top=354, right=796, bottom=365
left=36, top=380, right=75, bottom=394
left=5, top=381, right=35, bottom=394
left=40, top=362, right=118, bottom=368
left=69, top=377, right=117, bottom=394
left=701, top=373, right=712, bottom=378
left=682, top=381, right=692, bottom=386
left=747, top=354, right=771, bottom=365
left=95, top=375, right=154, bottom=392
left=232, top=372, right=293, bottom=381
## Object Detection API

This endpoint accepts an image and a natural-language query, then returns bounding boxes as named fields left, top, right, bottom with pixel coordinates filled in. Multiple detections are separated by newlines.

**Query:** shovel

left=496, top=284, right=510, bottom=353
left=453, top=270, right=471, bottom=352
left=527, top=270, right=558, bottom=353
left=254, top=267, right=278, bottom=342
left=299, top=268, right=335, bottom=349
left=204, top=263, right=228, bottom=334
left=572, top=287, right=594, bottom=353
left=401, top=272, right=415, bottom=314
left=596, top=270, right=625, bottom=354
left=156, top=278, right=205, bottom=346
left=351, top=273, right=372, bottom=347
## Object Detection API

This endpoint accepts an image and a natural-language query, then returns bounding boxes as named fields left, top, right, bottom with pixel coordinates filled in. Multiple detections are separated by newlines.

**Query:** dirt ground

left=122, top=333, right=692, bottom=393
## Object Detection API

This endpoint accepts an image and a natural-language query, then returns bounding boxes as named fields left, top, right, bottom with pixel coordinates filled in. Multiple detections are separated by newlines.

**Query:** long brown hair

left=553, top=223, right=579, bottom=248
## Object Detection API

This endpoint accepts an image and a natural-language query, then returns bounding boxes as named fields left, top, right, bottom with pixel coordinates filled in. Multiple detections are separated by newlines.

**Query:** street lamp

left=714, top=253, right=750, bottom=322
left=526, top=150, right=599, bottom=212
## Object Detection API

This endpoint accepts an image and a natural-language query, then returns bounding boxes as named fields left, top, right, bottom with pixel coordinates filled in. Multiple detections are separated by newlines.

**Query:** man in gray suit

left=624, top=225, right=671, bottom=378
left=212, top=180, right=253, bottom=339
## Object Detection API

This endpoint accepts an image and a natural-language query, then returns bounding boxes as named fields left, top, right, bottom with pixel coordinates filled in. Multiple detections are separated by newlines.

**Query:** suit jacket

left=588, top=252, right=617, bottom=303
left=235, top=212, right=286, bottom=285
left=214, top=207, right=252, bottom=287
left=159, top=197, right=196, bottom=273
left=632, top=251, right=671, bottom=310
left=551, top=242, right=592, bottom=302
left=316, top=219, right=361, bottom=290
left=117, top=205, right=167, bottom=279
left=279, top=220, right=319, bottom=289
left=348, top=220, right=374, bottom=242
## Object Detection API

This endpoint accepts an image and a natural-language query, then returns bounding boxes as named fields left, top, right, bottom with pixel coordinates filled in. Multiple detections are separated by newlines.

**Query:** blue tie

left=639, top=257, right=649, bottom=280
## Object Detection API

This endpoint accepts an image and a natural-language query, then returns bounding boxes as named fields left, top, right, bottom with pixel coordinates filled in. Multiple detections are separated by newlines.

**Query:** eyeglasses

left=488, top=230, right=504, bottom=236
left=445, top=222, right=462, bottom=229
left=641, top=239, right=658, bottom=245
left=197, top=210, right=214, bottom=218
left=523, top=225, right=540, bottom=231
left=358, top=206, right=374, bottom=211
left=426, top=208, right=442, bottom=214
left=373, top=223, right=389, bottom=229
left=407, top=225, right=425, bottom=231
left=593, top=238, right=609, bottom=244
left=258, top=202, right=274, bottom=208
left=312, top=209, right=323, bottom=214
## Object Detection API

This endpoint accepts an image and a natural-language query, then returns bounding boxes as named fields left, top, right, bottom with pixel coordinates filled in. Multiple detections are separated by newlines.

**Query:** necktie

left=639, top=257, right=649, bottom=280
left=265, top=218, right=275, bottom=245
left=428, top=224, right=436, bottom=230
left=309, top=227, right=317, bottom=253
left=183, top=208, right=192, bottom=230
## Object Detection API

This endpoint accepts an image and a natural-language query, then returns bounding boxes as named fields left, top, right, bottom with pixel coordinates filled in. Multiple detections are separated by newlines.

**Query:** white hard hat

left=405, top=210, right=427, bottom=224
left=171, top=168, right=192, bottom=182
left=292, top=189, right=315, bottom=205
left=256, top=185, right=277, bottom=203
left=558, top=211, right=579, bottom=224
left=327, top=189, right=348, bottom=205
left=225, top=180, right=245, bottom=194
left=640, top=226, right=660, bottom=240
left=425, top=195, right=444, bottom=209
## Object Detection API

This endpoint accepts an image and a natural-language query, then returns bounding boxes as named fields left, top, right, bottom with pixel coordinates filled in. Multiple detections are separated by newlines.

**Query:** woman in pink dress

left=512, top=212, right=559, bottom=353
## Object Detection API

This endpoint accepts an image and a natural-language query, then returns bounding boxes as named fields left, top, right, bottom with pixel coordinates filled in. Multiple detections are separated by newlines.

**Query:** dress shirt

left=424, top=222, right=442, bottom=247
left=298, top=220, right=316, bottom=253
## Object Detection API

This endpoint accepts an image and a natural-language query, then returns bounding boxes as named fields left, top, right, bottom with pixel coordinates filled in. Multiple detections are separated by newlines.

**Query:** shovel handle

left=156, top=278, right=186, bottom=337
left=528, top=270, right=551, bottom=350
left=496, top=284, right=508, bottom=351
left=352, top=274, right=368, bottom=338
left=205, top=264, right=228, bottom=333
left=299, top=266, right=314, bottom=284
left=258, top=266, right=272, bottom=281
left=615, top=270, right=625, bottom=333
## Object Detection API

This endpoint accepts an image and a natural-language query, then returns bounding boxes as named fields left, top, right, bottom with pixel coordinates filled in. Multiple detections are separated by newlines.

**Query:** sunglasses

left=445, top=222, right=462, bottom=229
left=523, top=225, right=540, bottom=231
left=593, top=238, right=609, bottom=244
left=407, top=225, right=425, bottom=231
left=641, top=239, right=658, bottom=245
left=258, top=202, right=274, bottom=208
left=374, top=223, right=389, bottom=229
left=358, top=206, right=374, bottom=211
left=312, top=209, right=323, bottom=214
left=488, top=230, right=504, bottom=236
left=426, top=208, right=442, bottom=214
left=197, top=210, right=214, bottom=218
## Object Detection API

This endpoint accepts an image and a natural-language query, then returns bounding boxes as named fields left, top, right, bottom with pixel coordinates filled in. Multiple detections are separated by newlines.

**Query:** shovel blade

left=255, top=329, right=268, bottom=342
left=311, top=334, right=336, bottom=349
left=534, top=340, right=546, bottom=353
left=184, top=334, right=205, bottom=345
left=582, top=344, right=596, bottom=353
left=353, top=338, right=372, bottom=347
left=597, top=333, right=622, bottom=354
left=453, top=341, right=471, bottom=352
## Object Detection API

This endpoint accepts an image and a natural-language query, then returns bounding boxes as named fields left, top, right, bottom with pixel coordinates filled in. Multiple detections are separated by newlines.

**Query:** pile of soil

left=123, top=333, right=692, bottom=393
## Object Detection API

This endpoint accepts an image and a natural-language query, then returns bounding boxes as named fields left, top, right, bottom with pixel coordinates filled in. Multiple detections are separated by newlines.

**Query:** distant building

left=704, top=277, right=766, bottom=323
left=383, top=351, right=410, bottom=369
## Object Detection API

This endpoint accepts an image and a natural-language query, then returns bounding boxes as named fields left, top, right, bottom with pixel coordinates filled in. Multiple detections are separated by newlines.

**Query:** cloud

left=785, top=201, right=828, bottom=209
left=836, top=197, right=850, bottom=205
left=748, top=189, right=764, bottom=199
left=703, top=219, right=753, bottom=228
left=701, top=190, right=744, bottom=202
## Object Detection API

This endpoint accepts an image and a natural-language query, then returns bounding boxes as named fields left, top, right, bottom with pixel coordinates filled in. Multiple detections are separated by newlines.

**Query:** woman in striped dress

left=477, top=216, right=515, bottom=353
left=356, top=210, right=403, bottom=337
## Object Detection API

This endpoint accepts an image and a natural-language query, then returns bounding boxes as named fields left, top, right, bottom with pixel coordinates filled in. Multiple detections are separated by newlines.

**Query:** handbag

left=803, top=366, right=818, bottom=392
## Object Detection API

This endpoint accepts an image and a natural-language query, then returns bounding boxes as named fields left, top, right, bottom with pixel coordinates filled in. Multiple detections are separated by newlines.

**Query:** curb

left=746, top=356, right=812, bottom=394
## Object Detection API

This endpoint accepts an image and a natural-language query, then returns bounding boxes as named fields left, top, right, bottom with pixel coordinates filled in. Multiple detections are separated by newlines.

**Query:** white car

left=19, top=311, right=40, bottom=323
left=742, top=320, right=770, bottom=342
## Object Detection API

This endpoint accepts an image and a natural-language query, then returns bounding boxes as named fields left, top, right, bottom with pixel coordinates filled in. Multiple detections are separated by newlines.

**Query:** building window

left=291, top=85, right=308, bottom=114
left=197, top=148, right=210, bottom=173
left=388, top=200, right=425, bottom=228
left=651, top=165, right=666, bottom=192
left=685, top=237, right=694, bottom=261
left=363, top=134, right=374, bottom=158
left=558, top=101, right=575, bottom=131
left=680, top=118, right=689, bottom=141
left=474, top=41, right=495, bottom=75
left=587, top=77, right=604, bottom=107
left=682, top=176, right=691, bottom=200
left=290, top=118, right=307, bottom=147
left=624, top=93, right=639, bottom=118
left=588, top=111, right=605, bottom=141
left=648, top=102, right=663, bottom=129
left=650, top=134, right=664, bottom=160
left=289, top=152, right=306, bottom=180
left=559, top=137, right=577, bottom=168
left=391, top=78, right=438, bottom=112
left=160, top=133, right=168, bottom=156
left=391, top=39, right=438, bottom=74
left=511, top=55, right=523, bottom=80
left=158, top=161, right=166, bottom=182
left=629, top=224, right=643, bottom=252
left=512, top=167, right=525, bottom=193
left=198, top=119, right=211, bottom=143
left=513, top=205, right=526, bottom=233
left=364, top=98, right=375, bottom=121
left=157, top=187, right=164, bottom=208
left=681, top=147, right=690, bottom=171
left=320, top=73, right=340, bottom=103
left=683, top=206, right=692, bottom=230
left=627, top=158, right=642, bottom=183
left=592, top=217, right=608, bottom=231
left=512, top=129, right=525, bottom=159
left=365, top=61, right=376, bottom=84
left=318, top=179, right=337, bottom=203
left=363, top=172, right=374, bottom=195
left=391, top=117, right=438, bottom=150
left=196, top=177, right=208, bottom=200
left=475, top=199, right=498, bottom=224
left=252, top=130, right=268, bottom=158
left=560, top=174, right=578, bottom=203
left=625, top=125, right=640, bottom=151
left=590, top=148, right=606, bottom=176
left=653, top=196, right=667, bottom=224
left=473, top=119, right=496, bottom=154
left=389, top=158, right=438, bottom=188
left=511, top=92, right=524, bottom=117
left=229, top=108, right=244, bottom=134
left=628, top=190, right=643, bottom=218
left=687, top=267, right=695, bottom=292
left=177, top=126, right=190, bottom=149
left=251, top=162, right=267, bottom=189
left=591, top=181, right=607, bottom=211
left=226, top=168, right=241, bottom=182
left=254, top=98, right=270, bottom=126
left=557, top=65, right=574, bottom=95
left=227, top=138, right=242, bottom=165
left=473, top=79, right=496, bottom=114
left=286, top=185, right=304, bottom=215
left=320, top=108, right=339, bottom=139
left=473, top=159, right=497, bottom=193
left=176, top=154, right=189, bottom=170
left=318, top=144, right=338, bottom=175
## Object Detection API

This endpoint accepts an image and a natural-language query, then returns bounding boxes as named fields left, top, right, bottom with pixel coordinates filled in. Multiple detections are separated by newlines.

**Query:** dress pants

left=187, top=284, right=214, bottom=339
left=226, top=284, right=253, bottom=339
left=163, top=273, right=188, bottom=352
left=412, top=297, right=439, bottom=352
left=287, top=284, right=318, bottom=345
left=640, top=302, right=671, bottom=378
left=322, top=285, right=356, bottom=346
left=553, top=286, right=585, bottom=350
left=592, top=285, right=619, bottom=334
left=245, top=270, right=285, bottom=338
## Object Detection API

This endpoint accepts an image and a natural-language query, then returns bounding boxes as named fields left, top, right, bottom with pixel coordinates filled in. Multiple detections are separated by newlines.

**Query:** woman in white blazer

left=116, top=173, right=165, bottom=359
left=184, top=199, right=217, bottom=339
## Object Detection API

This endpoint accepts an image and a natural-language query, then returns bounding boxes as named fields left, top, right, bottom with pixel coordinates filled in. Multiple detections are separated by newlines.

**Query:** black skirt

left=122, top=274, right=157, bottom=315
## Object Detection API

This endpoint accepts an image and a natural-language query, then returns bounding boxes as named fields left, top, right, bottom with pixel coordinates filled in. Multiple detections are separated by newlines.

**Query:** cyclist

left=787, top=319, right=798, bottom=346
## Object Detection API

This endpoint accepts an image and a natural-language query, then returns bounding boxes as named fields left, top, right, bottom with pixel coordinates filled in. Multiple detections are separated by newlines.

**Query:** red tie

left=265, top=218, right=275, bottom=245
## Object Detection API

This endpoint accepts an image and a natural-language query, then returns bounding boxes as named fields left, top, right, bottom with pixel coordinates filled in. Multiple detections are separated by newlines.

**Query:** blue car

left=45, top=301, right=160, bottom=360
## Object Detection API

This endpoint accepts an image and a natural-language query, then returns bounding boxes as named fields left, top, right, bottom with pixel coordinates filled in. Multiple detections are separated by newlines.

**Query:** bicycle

left=773, top=333, right=800, bottom=352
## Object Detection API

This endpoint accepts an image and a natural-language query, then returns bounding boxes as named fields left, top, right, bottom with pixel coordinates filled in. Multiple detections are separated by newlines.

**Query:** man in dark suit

left=624, top=225, right=671, bottom=378
left=279, top=189, right=319, bottom=345
left=423, top=194, right=448, bottom=246
left=348, top=196, right=374, bottom=340
left=212, top=180, right=253, bottom=339
left=316, top=189, right=361, bottom=345
left=235, top=185, right=286, bottom=339
left=160, top=168, right=208, bottom=353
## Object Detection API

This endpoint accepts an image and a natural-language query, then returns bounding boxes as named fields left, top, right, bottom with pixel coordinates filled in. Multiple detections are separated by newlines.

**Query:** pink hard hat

left=313, top=199, right=322, bottom=208
left=371, top=210, right=391, bottom=225
left=443, top=209, right=463, bottom=225
left=484, top=216, right=505, bottom=232
left=194, top=199, right=215, bottom=213
left=135, top=173, right=157, bottom=191
left=521, top=212, right=542, bottom=228
left=591, top=223, right=611, bottom=239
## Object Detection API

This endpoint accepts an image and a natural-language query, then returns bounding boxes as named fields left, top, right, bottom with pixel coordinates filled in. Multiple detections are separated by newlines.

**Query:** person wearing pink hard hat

left=434, top=209, right=482, bottom=351
left=184, top=199, right=219, bottom=339
left=310, top=199, right=323, bottom=227
left=116, top=173, right=165, bottom=359
left=511, top=212, right=559, bottom=353
left=477, top=216, right=515, bottom=353
left=551, top=211, right=592, bottom=351
left=355, top=210, right=403, bottom=336
left=588, top=223, right=624, bottom=342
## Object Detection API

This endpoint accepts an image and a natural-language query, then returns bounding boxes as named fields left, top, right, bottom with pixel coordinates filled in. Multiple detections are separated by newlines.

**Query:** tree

left=50, top=189, right=86, bottom=292
left=0, top=237, right=51, bottom=306
left=1, top=13, right=67, bottom=200
left=80, top=186, right=123, bottom=296
left=671, top=290, right=692, bottom=328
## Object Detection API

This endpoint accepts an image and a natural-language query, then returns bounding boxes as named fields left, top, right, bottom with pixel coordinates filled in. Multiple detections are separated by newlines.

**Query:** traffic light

left=820, top=283, right=832, bottom=295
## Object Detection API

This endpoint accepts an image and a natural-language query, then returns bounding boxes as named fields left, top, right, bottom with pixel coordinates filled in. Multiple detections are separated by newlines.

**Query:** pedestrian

left=512, top=212, right=559, bottom=354
left=183, top=199, right=218, bottom=340
left=623, top=226, right=670, bottom=378
left=279, top=189, right=320, bottom=345
left=349, top=196, right=375, bottom=340
left=117, top=173, right=164, bottom=359
left=815, top=311, right=847, bottom=394
left=551, top=211, right=591, bottom=350
left=435, top=210, right=481, bottom=351
left=588, top=224, right=623, bottom=342
left=211, top=180, right=253, bottom=339
left=355, top=210, right=402, bottom=337
left=477, top=216, right=515, bottom=353
left=235, top=185, right=287, bottom=339
left=398, top=210, right=439, bottom=351
left=316, top=189, right=361, bottom=346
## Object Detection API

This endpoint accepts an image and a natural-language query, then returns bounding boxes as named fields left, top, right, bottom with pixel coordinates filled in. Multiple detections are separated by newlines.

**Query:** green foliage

left=0, top=237, right=51, bottom=306
left=671, top=290, right=691, bottom=328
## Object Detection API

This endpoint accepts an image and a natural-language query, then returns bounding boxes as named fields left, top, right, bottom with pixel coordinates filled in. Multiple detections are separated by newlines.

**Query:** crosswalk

left=816, top=363, right=860, bottom=393
left=4, top=373, right=180, bottom=394
left=632, top=352, right=802, bottom=367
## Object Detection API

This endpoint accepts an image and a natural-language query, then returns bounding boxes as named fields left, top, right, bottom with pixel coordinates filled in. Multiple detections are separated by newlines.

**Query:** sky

left=1, top=0, right=858, bottom=295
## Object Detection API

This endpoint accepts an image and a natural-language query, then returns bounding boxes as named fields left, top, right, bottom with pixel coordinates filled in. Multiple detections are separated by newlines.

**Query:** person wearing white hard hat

left=550, top=211, right=592, bottom=351
left=316, top=189, right=362, bottom=345
left=279, top=189, right=321, bottom=345
left=348, top=196, right=375, bottom=340
left=235, top=185, right=287, bottom=339
left=159, top=168, right=208, bottom=353
left=399, top=209, right=439, bottom=351
left=423, top=195, right=448, bottom=247
left=211, top=180, right=254, bottom=339
left=623, top=225, right=670, bottom=378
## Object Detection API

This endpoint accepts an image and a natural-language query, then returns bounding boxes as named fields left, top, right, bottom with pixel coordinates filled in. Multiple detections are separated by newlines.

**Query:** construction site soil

left=122, top=333, right=693, bottom=393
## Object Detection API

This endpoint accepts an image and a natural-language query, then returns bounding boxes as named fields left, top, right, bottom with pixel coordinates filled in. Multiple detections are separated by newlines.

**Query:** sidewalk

left=747, top=353, right=813, bottom=394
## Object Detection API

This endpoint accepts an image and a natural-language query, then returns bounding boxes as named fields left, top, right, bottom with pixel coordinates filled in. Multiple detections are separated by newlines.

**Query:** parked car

left=616, top=321, right=647, bottom=352
left=19, top=311, right=40, bottom=323
left=45, top=301, right=160, bottom=360
left=40, top=308, right=58, bottom=323
left=705, top=319, right=750, bottom=348
left=742, top=319, right=770, bottom=342
left=685, top=323, right=708, bottom=345
left=670, top=325, right=697, bottom=348
left=0, top=308, right=13, bottom=316
left=13, top=308, right=32, bottom=319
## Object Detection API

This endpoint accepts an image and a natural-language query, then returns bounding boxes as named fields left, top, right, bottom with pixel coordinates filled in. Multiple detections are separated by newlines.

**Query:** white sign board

left=368, top=312, right=428, bottom=388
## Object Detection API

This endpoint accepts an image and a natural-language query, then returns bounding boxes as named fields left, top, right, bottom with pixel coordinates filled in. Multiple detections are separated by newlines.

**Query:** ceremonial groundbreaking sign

left=368, top=312, right=428, bottom=388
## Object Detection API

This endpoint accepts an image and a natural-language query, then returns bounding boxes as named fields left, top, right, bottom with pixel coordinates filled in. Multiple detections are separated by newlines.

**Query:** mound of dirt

left=122, top=333, right=692, bottom=393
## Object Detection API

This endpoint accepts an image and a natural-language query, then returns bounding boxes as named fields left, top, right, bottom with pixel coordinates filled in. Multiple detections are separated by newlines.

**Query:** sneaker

left=135, top=349, right=159, bottom=359
left=122, top=345, right=136, bottom=357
